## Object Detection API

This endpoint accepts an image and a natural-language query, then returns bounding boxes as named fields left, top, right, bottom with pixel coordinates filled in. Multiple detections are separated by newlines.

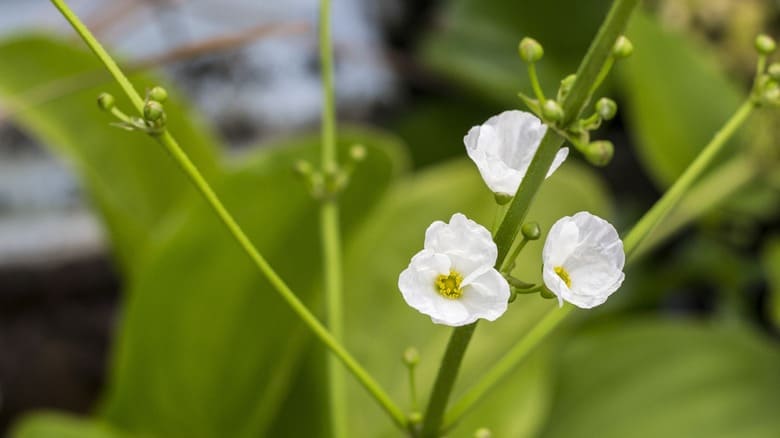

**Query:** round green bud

left=542, top=100, right=564, bottom=122
left=583, top=140, right=614, bottom=166
left=768, top=63, right=780, bottom=81
left=350, top=144, right=367, bottom=162
left=612, top=36, right=634, bottom=59
left=474, top=427, right=493, bottom=438
left=557, top=74, right=577, bottom=102
left=293, top=160, right=313, bottom=176
left=762, top=81, right=780, bottom=102
left=521, top=222, right=541, bottom=241
left=518, top=37, right=544, bottom=62
left=143, top=100, right=165, bottom=122
left=755, top=34, right=776, bottom=55
left=595, top=97, right=617, bottom=121
left=97, top=92, right=115, bottom=111
left=402, top=347, right=420, bottom=367
left=408, top=412, right=423, bottom=425
left=148, top=86, right=168, bottom=103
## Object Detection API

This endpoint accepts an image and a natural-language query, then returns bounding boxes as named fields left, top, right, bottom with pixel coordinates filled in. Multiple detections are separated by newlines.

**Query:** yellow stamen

left=435, top=270, right=463, bottom=299
left=554, top=266, right=572, bottom=288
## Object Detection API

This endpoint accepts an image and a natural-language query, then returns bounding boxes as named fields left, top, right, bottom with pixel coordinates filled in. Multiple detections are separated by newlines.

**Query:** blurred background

left=0, top=0, right=779, bottom=437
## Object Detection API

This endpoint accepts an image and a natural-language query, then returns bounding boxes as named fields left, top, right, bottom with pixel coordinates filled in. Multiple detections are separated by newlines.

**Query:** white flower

left=398, top=213, right=510, bottom=326
left=464, top=110, right=569, bottom=196
left=542, top=212, right=625, bottom=309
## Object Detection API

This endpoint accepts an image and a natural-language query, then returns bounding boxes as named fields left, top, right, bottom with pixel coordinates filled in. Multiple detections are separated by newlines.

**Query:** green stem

left=622, top=99, right=755, bottom=259
left=528, top=63, right=546, bottom=104
left=50, top=0, right=407, bottom=429
left=420, top=1, right=639, bottom=435
left=442, top=306, right=572, bottom=431
left=441, top=98, right=757, bottom=431
left=420, top=323, right=477, bottom=438
left=318, top=0, right=348, bottom=435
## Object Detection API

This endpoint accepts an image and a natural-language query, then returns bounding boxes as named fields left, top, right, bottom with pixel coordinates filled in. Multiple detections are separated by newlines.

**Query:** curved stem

left=49, top=0, right=407, bottom=429
left=622, top=99, right=755, bottom=259
left=318, top=0, right=348, bottom=435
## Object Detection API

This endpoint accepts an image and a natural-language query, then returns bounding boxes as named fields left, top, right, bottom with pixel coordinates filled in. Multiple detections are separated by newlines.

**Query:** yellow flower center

left=554, top=266, right=572, bottom=288
left=435, top=270, right=463, bottom=299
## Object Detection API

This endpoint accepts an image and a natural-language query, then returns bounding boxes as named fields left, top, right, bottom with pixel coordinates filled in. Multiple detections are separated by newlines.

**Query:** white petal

left=398, top=250, right=451, bottom=317
left=424, top=213, right=497, bottom=276
left=460, top=269, right=510, bottom=322
left=543, top=216, right=580, bottom=267
left=545, top=147, right=569, bottom=177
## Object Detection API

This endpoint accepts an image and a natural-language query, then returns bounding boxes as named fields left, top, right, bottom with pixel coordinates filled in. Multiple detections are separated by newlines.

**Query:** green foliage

left=620, top=12, right=743, bottom=188
left=762, top=236, right=780, bottom=327
left=0, top=35, right=220, bottom=273
left=11, top=413, right=130, bottom=438
left=419, top=0, right=612, bottom=105
left=538, top=320, right=780, bottom=438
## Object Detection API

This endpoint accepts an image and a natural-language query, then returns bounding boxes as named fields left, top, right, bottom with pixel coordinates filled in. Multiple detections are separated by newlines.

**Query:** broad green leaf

left=99, top=129, right=407, bottom=438
left=538, top=320, right=780, bottom=438
left=419, top=0, right=612, bottom=106
left=0, top=34, right=220, bottom=272
left=621, top=13, right=744, bottom=188
left=761, top=236, right=780, bottom=327
left=11, top=413, right=130, bottom=438
left=342, top=159, right=612, bottom=437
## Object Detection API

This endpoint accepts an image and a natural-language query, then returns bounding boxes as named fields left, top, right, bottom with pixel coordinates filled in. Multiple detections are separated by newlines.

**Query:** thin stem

left=421, top=1, right=639, bottom=435
left=622, top=99, right=755, bottom=258
left=587, top=56, right=615, bottom=105
left=442, top=306, right=571, bottom=431
left=420, top=323, right=477, bottom=438
left=442, top=98, right=757, bottom=429
left=528, top=63, right=546, bottom=104
left=318, top=0, right=348, bottom=435
left=49, top=0, right=407, bottom=428
left=408, top=363, right=419, bottom=413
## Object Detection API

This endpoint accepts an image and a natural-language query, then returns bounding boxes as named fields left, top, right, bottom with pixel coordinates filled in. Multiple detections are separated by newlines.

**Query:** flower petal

left=424, top=213, right=497, bottom=276
left=460, top=269, right=510, bottom=321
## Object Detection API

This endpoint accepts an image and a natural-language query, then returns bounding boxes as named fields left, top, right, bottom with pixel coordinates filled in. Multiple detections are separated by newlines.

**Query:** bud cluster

left=294, top=144, right=367, bottom=200
left=96, top=85, right=170, bottom=135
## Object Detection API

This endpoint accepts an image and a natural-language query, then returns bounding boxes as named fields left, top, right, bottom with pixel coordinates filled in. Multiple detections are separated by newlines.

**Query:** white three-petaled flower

left=398, top=213, right=510, bottom=326
left=542, top=212, right=625, bottom=308
left=464, top=110, right=569, bottom=196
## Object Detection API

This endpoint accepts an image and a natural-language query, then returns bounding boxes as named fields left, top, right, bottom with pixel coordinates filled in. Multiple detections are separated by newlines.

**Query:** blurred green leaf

left=761, top=236, right=780, bottom=327
left=11, top=413, right=131, bottom=438
left=98, top=129, right=407, bottom=438
left=419, top=0, right=612, bottom=106
left=342, top=159, right=612, bottom=436
left=620, top=13, right=744, bottom=188
left=0, top=34, right=220, bottom=272
left=538, top=320, right=780, bottom=438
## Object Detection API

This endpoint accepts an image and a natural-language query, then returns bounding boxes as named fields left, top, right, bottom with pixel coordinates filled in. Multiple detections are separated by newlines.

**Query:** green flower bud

left=521, top=222, right=541, bottom=240
left=557, top=74, right=576, bottom=102
left=97, top=92, right=115, bottom=111
left=474, top=428, right=492, bottom=438
left=148, top=86, right=168, bottom=103
left=612, top=36, right=634, bottom=59
left=540, top=287, right=556, bottom=299
left=409, top=412, right=423, bottom=425
left=768, top=63, right=780, bottom=81
left=542, top=100, right=564, bottom=122
left=583, top=140, right=614, bottom=166
left=762, top=81, right=780, bottom=103
left=293, top=160, right=314, bottom=176
left=595, top=97, right=617, bottom=121
left=518, top=37, right=544, bottom=62
left=755, top=34, right=776, bottom=55
left=350, top=144, right=367, bottom=162
left=143, top=100, right=165, bottom=122
left=402, top=347, right=420, bottom=367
